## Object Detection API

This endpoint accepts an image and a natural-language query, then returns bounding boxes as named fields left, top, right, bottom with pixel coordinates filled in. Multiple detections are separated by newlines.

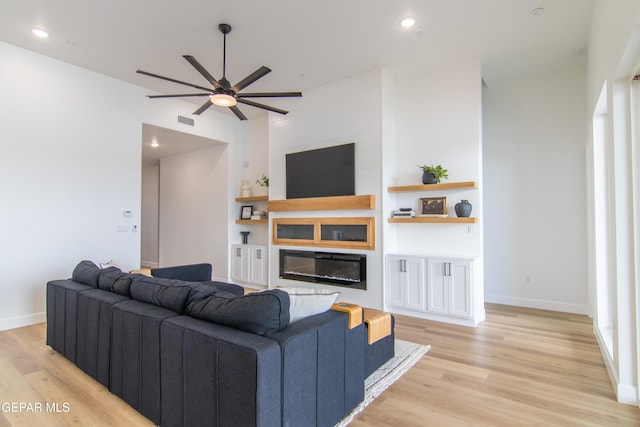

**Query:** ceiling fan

left=136, top=23, right=302, bottom=121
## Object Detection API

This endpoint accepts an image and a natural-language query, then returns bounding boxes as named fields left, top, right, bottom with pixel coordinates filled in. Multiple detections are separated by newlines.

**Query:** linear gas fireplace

left=279, top=249, right=366, bottom=290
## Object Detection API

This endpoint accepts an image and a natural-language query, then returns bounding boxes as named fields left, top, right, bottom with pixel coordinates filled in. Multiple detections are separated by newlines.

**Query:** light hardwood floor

left=0, top=304, right=638, bottom=426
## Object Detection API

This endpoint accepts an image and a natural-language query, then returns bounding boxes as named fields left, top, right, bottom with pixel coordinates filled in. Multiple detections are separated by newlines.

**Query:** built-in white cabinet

left=231, top=244, right=268, bottom=287
left=426, top=259, right=471, bottom=318
left=385, top=254, right=483, bottom=326
left=386, top=255, right=426, bottom=311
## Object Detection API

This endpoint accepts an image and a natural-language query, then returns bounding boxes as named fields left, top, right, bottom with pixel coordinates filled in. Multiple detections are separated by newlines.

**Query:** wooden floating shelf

left=235, top=195, right=269, bottom=202
left=268, top=194, right=376, bottom=212
left=235, top=219, right=268, bottom=224
left=388, top=217, right=478, bottom=224
left=388, top=181, right=478, bottom=192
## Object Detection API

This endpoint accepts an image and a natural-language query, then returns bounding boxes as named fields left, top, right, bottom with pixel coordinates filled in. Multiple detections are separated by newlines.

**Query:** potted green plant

left=418, top=164, right=448, bottom=184
left=256, top=174, right=269, bottom=188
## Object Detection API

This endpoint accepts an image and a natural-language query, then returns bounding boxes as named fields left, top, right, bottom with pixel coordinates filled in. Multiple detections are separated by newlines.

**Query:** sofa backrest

left=151, top=263, right=212, bottom=281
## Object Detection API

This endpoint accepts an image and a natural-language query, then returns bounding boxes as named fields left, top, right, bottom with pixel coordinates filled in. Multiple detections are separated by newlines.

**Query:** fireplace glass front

left=279, top=249, right=366, bottom=290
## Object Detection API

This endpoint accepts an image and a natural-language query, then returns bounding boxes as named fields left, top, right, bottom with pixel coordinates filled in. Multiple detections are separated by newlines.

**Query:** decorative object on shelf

left=240, top=205, right=253, bottom=219
left=256, top=174, right=269, bottom=188
left=251, top=210, right=267, bottom=220
left=417, top=164, right=448, bottom=184
left=420, top=197, right=447, bottom=215
left=240, top=231, right=251, bottom=244
left=240, top=179, right=252, bottom=198
left=454, top=200, right=472, bottom=218
left=392, top=208, right=416, bottom=218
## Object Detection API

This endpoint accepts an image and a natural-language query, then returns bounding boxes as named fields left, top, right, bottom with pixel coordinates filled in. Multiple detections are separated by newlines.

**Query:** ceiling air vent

left=177, top=115, right=194, bottom=126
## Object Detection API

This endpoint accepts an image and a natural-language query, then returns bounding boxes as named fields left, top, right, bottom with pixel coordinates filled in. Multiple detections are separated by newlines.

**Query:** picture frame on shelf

left=240, top=205, right=253, bottom=220
left=420, top=197, right=447, bottom=215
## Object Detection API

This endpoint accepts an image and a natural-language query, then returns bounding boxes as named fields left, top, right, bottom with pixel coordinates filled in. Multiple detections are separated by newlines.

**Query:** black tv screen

left=286, top=143, right=355, bottom=199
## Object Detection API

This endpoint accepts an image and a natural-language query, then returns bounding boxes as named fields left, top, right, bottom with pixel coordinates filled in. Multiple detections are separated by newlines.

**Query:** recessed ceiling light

left=150, top=140, right=159, bottom=148
left=31, top=28, right=49, bottom=38
left=400, top=18, right=416, bottom=29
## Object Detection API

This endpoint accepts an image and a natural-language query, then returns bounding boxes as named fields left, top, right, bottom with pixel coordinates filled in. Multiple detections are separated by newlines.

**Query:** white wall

left=229, top=115, right=270, bottom=249
left=0, top=42, right=143, bottom=330
left=0, top=41, right=243, bottom=330
left=483, top=65, right=588, bottom=314
left=268, top=70, right=384, bottom=309
left=390, top=59, right=484, bottom=256
left=141, top=165, right=160, bottom=267
left=159, top=144, right=229, bottom=280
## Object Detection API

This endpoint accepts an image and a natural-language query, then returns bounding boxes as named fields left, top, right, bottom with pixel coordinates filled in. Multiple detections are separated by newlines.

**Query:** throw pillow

left=71, top=260, right=101, bottom=287
left=130, top=276, right=200, bottom=314
left=186, top=289, right=290, bottom=336
left=278, top=287, right=341, bottom=323
left=98, top=268, right=134, bottom=296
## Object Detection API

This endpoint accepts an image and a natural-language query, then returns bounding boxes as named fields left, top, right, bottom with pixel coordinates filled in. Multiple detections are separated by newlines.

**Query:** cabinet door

left=385, top=256, right=405, bottom=309
left=403, top=257, right=426, bottom=311
left=427, top=260, right=449, bottom=314
left=386, top=256, right=425, bottom=311
left=249, top=247, right=268, bottom=286
left=231, top=245, right=250, bottom=282
left=449, top=260, right=471, bottom=318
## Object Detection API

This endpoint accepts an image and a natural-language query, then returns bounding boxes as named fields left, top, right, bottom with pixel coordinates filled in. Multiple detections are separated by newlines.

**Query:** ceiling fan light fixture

left=210, top=92, right=237, bottom=107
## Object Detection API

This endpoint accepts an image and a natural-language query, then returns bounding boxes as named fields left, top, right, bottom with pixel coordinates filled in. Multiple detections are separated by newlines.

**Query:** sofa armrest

left=151, top=263, right=212, bottom=281
left=266, top=310, right=365, bottom=427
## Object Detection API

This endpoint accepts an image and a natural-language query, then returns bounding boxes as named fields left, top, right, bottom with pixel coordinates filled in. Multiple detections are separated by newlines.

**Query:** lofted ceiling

left=1, top=0, right=594, bottom=101
left=0, top=0, right=594, bottom=161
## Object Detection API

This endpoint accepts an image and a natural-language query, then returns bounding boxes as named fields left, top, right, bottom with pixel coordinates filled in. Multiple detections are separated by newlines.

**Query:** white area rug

left=336, top=339, right=431, bottom=426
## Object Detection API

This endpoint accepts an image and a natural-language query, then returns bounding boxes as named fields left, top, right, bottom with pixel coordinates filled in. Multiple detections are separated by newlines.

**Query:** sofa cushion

left=130, top=276, right=200, bottom=314
left=71, top=260, right=102, bottom=288
left=279, top=288, right=341, bottom=323
left=98, top=268, right=136, bottom=296
left=186, top=290, right=290, bottom=336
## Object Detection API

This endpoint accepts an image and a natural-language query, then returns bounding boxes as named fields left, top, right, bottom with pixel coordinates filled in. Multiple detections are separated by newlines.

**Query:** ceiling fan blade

left=136, top=69, right=212, bottom=92
left=183, top=55, right=223, bottom=89
left=232, top=66, right=271, bottom=92
left=237, top=92, right=302, bottom=98
left=229, top=105, right=247, bottom=121
left=193, top=100, right=214, bottom=115
left=237, top=98, right=289, bottom=115
left=147, top=93, right=212, bottom=98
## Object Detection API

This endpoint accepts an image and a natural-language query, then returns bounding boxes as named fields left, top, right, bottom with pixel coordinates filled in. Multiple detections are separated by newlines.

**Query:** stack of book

left=251, top=210, right=267, bottom=220
left=392, top=208, right=415, bottom=218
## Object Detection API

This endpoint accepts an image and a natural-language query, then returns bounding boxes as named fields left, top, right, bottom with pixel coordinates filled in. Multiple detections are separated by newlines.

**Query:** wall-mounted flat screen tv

left=286, top=143, right=355, bottom=199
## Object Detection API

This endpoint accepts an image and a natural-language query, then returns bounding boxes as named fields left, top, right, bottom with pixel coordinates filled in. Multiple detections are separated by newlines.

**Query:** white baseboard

left=616, top=384, right=639, bottom=406
left=594, top=324, right=639, bottom=406
left=484, top=294, right=590, bottom=315
left=0, top=312, right=46, bottom=332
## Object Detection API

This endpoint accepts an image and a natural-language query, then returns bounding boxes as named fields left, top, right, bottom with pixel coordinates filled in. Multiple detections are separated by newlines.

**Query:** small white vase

left=240, top=180, right=252, bottom=198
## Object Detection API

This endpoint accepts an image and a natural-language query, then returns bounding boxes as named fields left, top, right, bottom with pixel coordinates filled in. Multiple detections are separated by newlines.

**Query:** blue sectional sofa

left=46, top=261, right=380, bottom=427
